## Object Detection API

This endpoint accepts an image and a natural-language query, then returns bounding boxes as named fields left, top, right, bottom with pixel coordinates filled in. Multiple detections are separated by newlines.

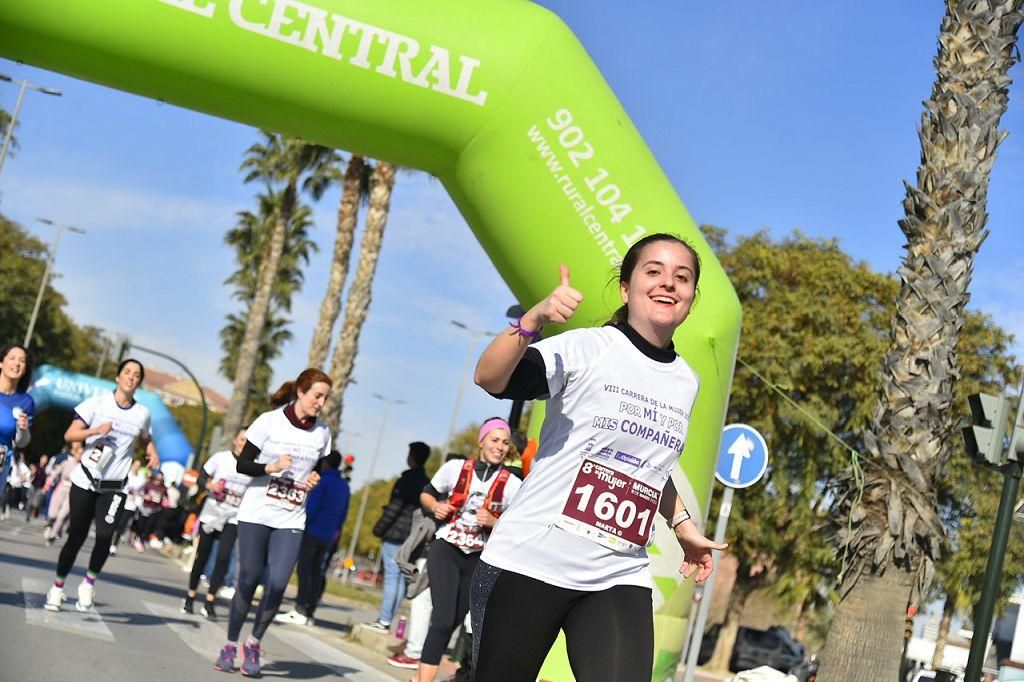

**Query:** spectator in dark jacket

left=276, top=450, right=351, bottom=626
left=368, top=441, right=431, bottom=630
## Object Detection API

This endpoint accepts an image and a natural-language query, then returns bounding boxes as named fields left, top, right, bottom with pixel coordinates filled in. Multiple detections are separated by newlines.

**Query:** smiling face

left=478, top=428, right=511, bottom=465
left=117, top=361, right=144, bottom=397
left=620, top=240, right=698, bottom=344
left=1, top=347, right=27, bottom=384
left=295, top=381, right=330, bottom=419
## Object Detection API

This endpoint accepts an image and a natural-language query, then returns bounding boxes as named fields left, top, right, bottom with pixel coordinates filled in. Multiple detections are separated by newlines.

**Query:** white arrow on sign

left=728, top=433, right=755, bottom=481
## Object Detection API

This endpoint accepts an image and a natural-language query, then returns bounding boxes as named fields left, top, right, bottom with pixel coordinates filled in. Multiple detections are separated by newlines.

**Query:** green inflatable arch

left=0, top=0, right=742, bottom=677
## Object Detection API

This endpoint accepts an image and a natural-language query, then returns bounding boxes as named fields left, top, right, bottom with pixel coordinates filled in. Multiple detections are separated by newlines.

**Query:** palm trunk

left=307, top=155, right=365, bottom=369
left=824, top=2, right=1022, bottom=676
left=931, top=594, right=955, bottom=670
left=223, top=183, right=295, bottom=437
left=820, top=566, right=914, bottom=680
left=322, top=161, right=396, bottom=432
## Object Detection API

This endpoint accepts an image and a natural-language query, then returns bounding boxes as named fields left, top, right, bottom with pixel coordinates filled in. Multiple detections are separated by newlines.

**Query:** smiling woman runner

left=471, top=234, right=728, bottom=682
left=45, top=359, right=160, bottom=613
left=0, top=344, right=34, bottom=501
left=214, top=368, right=332, bottom=677
left=415, top=417, right=522, bottom=682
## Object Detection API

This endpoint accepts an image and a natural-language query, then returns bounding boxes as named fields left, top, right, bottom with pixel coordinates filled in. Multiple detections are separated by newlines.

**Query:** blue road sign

left=715, top=423, right=769, bottom=489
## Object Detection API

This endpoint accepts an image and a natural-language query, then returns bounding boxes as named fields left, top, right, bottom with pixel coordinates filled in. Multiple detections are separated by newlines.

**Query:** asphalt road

left=0, top=516, right=406, bottom=681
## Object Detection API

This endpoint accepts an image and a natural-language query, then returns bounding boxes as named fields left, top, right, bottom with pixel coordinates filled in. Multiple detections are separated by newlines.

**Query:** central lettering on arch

left=158, top=0, right=488, bottom=106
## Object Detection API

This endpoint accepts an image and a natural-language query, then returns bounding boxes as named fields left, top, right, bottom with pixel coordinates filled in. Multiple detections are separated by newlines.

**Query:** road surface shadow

left=261, top=659, right=365, bottom=679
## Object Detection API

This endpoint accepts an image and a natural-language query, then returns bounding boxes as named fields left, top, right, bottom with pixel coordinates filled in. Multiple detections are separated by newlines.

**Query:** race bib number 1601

left=555, top=459, right=660, bottom=554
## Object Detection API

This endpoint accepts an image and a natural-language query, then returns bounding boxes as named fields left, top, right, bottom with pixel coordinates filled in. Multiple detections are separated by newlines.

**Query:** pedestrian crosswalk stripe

left=22, top=577, right=114, bottom=641
left=271, top=628, right=397, bottom=682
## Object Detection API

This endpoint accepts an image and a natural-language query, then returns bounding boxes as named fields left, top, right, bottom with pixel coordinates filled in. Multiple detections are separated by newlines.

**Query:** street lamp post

left=344, top=393, right=405, bottom=570
left=0, top=73, right=62, bottom=177
left=24, top=218, right=85, bottom=348
left=448, top=320, right=496, bottom=447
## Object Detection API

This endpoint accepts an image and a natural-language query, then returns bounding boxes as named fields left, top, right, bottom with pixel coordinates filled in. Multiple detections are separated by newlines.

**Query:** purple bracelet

left=509, top=316, right=542, bottom=338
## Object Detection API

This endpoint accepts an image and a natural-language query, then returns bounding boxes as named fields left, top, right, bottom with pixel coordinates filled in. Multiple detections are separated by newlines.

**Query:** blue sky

left=1, top=2, right=1021, bottom=489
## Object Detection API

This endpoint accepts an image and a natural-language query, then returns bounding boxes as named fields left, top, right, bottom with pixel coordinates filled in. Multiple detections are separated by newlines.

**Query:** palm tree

left=221, top=191, right=318, bottom=421
left=321, top=160, right=397, bottom=432
left=820, top=3, right=1024, bottom=678
left=307, top=154, right=372, bottom=369
left=221, top=133, right=339, bottom=438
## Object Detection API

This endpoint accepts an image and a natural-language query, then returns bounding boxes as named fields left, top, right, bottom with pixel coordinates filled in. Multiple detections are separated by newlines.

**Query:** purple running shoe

left=240, top=641, right=261, bottom=677
left=214, top=644, right=237, bottom=672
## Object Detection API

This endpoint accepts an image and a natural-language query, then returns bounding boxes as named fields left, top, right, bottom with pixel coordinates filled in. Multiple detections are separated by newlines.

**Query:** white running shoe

left=149, top=537, right=162, bottom=549
left=218, top=586, right=236, bottom=599
left=43, top=526, right=53, bottom=541
left=44, top=585, right=66, bottom=612
left=109, top=544, right=117, bottom=555
left=76, top=581, right=94, bottom=611
left=274, top=609, right=309, bottom=626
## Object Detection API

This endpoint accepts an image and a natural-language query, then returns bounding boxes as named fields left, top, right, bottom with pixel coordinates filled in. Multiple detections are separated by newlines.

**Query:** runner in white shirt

left=45, top=359, right=160, bottom=613
left=182, top=427, right=252, bottom=620
left=416, top=418, right=522, bottom=682
left=214, top=369, right=332, bottom=677
left=471, top=234, right=727, bottom=681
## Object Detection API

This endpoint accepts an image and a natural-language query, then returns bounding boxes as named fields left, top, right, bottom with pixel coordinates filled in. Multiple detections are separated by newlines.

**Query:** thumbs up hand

left=523, top=264, right=584, bottom=330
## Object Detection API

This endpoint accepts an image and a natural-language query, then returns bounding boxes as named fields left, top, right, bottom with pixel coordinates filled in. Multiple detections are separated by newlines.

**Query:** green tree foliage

left=704, top=228, right=895, bottom=668
left=219, top=190, right=317, bottom=422
left=0, top=105, right=18, bottom=162
left=0, top=213, right=107, bottom=459
left=929, top=314, right=1021, bottom=661
left=0, top=214, right=106, bottom=372
left=168, top=403, right=225, bottom=466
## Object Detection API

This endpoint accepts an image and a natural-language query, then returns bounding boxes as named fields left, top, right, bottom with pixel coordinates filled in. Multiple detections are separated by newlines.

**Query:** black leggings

left=295, top=532, right=332, bottom=618
left=422, top=539, right=480, bottom=666
left=471, top=562, right=654, bottom=682
left=227, top=521, right=303, bottom=642
left=57, top=484, right=126, bottom=577
left=189, top=523, right=238, bottom=595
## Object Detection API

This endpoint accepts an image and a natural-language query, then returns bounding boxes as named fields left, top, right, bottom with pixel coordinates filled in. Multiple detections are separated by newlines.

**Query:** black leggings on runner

left=57, top=484, right=126, bottom=577
left=471, top=561, right=654, bottom=682
left=422, top=539, right=481, bottom=666
left=227, top=521, right=303, bottom=642
left=295, top=532, right=332, bottom=618
left=189, top=523, right=238, bottom=594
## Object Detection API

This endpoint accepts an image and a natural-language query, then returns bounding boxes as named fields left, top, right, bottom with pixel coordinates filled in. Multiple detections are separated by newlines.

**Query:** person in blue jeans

left=276, top=450, right=351, bottom=625
left=369, top=441, right=431, bottom=631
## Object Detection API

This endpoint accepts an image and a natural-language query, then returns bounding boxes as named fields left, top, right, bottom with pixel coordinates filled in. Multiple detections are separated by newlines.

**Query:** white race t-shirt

left=481, top=326, right=700, bottom=591
left=124, top=470, right=147, bottom=511
left=70, top=392, right=152, bottom=493
left=236, top=407, right=332, bottom=530
left=430, top=460, right=522, bottom=554
left=199, top=450, right=253, bottom=531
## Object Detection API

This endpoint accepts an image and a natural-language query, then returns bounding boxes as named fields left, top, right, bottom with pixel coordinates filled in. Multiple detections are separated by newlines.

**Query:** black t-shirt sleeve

left=235, top=440, right=268, bottom=477
left=487, top=347, right=549, bottom=401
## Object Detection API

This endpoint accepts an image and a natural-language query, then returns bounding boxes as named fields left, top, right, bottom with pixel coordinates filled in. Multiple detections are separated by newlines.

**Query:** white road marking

left=23, top=577, right=114, bottom=641
left=271, top=628, right=397, bottom=681
left=142, top=600, right=242, bottom=660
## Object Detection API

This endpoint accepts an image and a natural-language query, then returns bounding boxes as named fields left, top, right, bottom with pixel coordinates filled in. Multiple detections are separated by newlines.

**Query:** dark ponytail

left=270, top=368, right=333, bottom=408
left=609, top=233, right=701, bottom=325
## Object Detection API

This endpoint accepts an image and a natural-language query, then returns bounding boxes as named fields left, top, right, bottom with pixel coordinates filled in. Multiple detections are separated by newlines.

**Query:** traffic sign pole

left=681, top=486, right=734, bottom=682
left=680, top=424, right=769, bottom=682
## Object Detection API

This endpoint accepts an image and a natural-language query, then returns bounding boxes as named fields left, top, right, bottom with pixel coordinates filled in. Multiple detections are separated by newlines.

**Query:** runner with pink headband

left=415, top=417, right=523, bottom=681
left=478, top=418, right=511, bottom=446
